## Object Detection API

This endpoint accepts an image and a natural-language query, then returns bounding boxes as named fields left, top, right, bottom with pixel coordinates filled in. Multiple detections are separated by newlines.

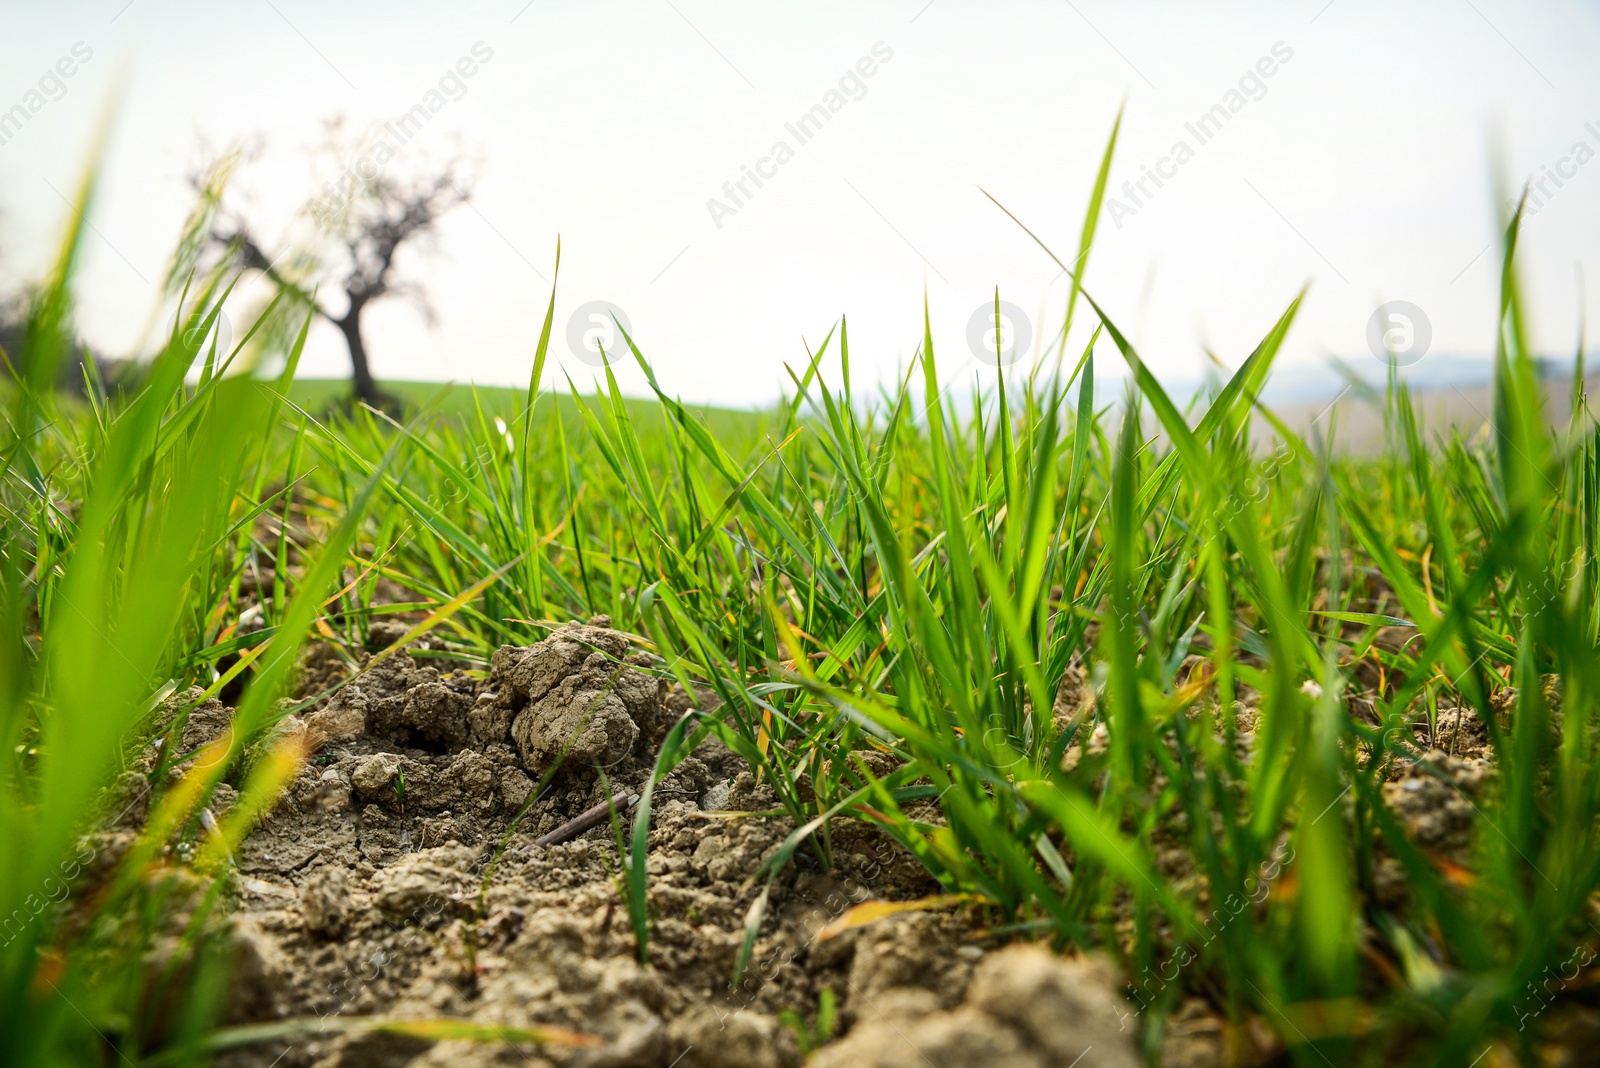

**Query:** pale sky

left=1, top=0, right=1597, bottom=405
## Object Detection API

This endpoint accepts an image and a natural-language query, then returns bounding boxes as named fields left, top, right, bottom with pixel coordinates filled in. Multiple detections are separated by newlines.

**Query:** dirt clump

left=195, top=620, right=991, bottom=1067
left=809, top=944, right=1138, bottom=1068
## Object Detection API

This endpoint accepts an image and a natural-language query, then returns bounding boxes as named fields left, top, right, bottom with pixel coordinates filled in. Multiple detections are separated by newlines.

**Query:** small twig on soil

left=534, top=793, right=640, bottom=848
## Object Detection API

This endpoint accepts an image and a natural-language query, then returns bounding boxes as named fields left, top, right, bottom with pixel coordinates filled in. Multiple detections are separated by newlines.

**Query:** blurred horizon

left=1, top=0, right=1597, bottom=407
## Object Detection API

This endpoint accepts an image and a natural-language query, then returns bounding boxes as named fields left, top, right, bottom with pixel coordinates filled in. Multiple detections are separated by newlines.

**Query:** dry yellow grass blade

left=199, top=1015, right=602, bottom=1053
left=197, top=731, right=308, bottom=869
left=817, top=893, right=981, bottom=941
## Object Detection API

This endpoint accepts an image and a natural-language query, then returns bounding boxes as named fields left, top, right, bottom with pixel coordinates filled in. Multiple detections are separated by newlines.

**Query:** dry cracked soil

left=103, top=619, right=1142, bottom=1068
left=87, top=620, right=1541, bottom=1067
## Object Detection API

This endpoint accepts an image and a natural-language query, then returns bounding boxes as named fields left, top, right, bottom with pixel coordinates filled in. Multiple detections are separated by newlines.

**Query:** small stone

left=314, top=766, right=351, bottom=811
left=702, top=780, right=732, bottom=811
left=352, top=753, right=402, bottom=796
left=498, top=766, right=536, bottom=810
left=304, top=698, right=365, bottom=750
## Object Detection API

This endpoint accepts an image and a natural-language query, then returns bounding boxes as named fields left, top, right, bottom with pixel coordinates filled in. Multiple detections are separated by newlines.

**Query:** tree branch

left=225, top=231, right=339, bottom=325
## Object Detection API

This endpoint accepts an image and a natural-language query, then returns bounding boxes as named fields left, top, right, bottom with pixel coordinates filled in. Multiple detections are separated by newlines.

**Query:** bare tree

left=183, top=130, right=472, bottom=407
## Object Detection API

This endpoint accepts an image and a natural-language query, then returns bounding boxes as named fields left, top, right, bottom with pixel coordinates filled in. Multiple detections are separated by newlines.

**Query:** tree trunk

left=335, top=307, right=381, bottom=406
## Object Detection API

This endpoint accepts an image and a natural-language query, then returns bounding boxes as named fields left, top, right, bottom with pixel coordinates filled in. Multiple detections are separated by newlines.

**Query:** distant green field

left=284, top=378, right=772, bottom=445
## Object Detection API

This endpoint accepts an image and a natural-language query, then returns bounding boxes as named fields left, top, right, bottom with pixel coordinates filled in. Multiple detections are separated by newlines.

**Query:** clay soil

left=102, top=620, right=1145, bottom=1068
left=89, top=620, right=1535, bottom=1067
